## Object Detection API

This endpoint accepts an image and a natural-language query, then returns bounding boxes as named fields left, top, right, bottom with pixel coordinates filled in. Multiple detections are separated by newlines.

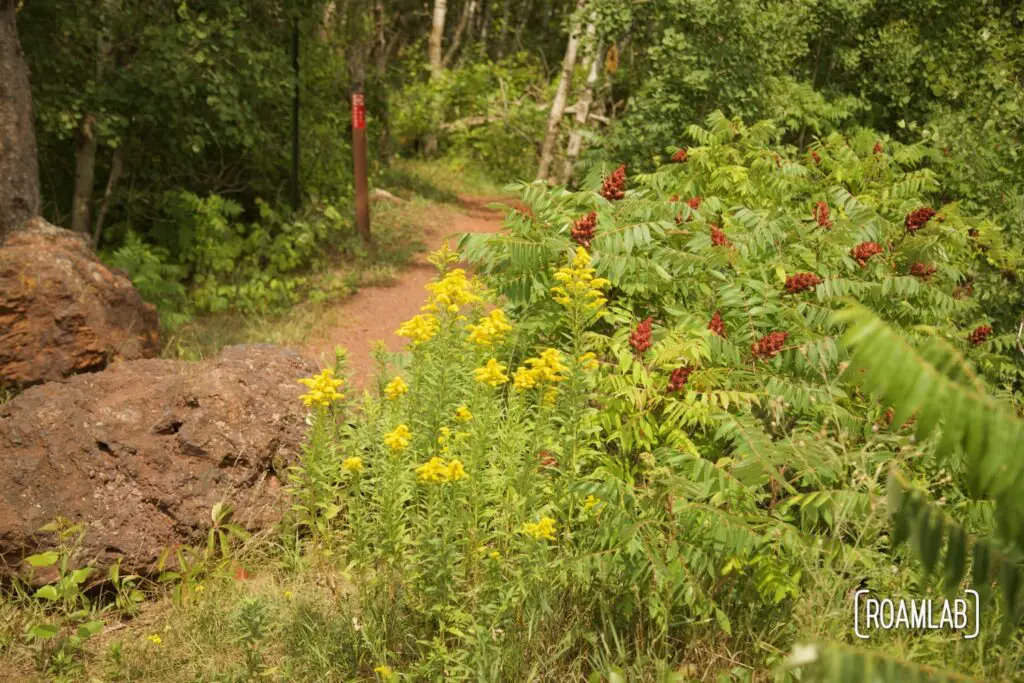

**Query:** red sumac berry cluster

left=813, top=201, right=832, bottom=229
left=905, top=207, right=936, bottom=232
left=708, top=311, right=727, bottom=339
left=752, top=331, right=789, bottom=360
left=667, top=366, right=693, bottom=393
left=851, top=241, right=883, bottom=267
left=910, top=263, right=937, bottom=280
left=873, top=141, right=883, bottom=155
left=969, top=325, right=992, bottom=346
left=687, top=196, right=702, bottom=210
left=537, top=450, right=558, bottom=470
left=810, top=150, right=822, bottom=165
left=672, top=148, right=688, bottom=163
left=710, top=225, right=732, bottom=248
left=785, top=272, right=822, bottom=294
left=953, top=282, right=974, bottom=299
left=629, top=317, right=653, bottom=354
left=601, top=164, right=627, bottom=201
left=571, top=211, right=597, bottom=248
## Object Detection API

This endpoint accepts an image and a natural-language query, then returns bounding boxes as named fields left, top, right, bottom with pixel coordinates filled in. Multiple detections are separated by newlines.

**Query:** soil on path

left=303, top=194, right=509, bottom=389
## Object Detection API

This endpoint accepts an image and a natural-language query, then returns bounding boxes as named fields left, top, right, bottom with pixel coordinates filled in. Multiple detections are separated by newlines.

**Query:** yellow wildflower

left=342, top=456, right=364, bottom=473
left=466, top=309, right=513, bottom=347
left=551, top=247, right=610, bottom=313
left=513, top=365, right=539, bottom=390
left=297, top=368, right=345, bottom=408
left=374, top=665, right=395, bottom=680
left=489, top=550, right=501, bottom=560
left=396, top=313, right=439, bottom=344
left=194, top=584, right=205, bottom=593
left=416, top=456, right=468, bottom=483
left=437, top=426, right=451, bottom=445
left=542, top=386, right=559, bottom=407
left=446, top=458, right=467, bottom=481
left=454, top=405, right=473, bottom=422
left=579, top=352, right=599, bottom=369
left=422, top=268, right=482, bottom=313
left=521, top=516, right=557, bottom=541
left=473, top=358, right=509, bottom=387
left=384, top=376, right=409, bottom=400
left=384, top=424, right=412, bottom=452
left=583, top=495, right=605, bottom=513
left=146, top=634, right=162, bottom=645
left=513, top=348, right=568, bottom=390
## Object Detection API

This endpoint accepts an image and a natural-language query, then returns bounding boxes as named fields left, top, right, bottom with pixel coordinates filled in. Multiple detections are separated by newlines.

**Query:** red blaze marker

left=352, top=93, right=366, bottom=130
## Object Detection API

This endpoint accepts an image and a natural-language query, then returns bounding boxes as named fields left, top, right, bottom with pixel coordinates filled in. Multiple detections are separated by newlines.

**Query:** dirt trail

left=303, top=194, right=508, bottom=389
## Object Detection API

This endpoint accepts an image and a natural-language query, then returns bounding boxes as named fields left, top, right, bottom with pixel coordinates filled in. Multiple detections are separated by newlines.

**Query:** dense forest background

left=11, top=0, right=1023, bottom=321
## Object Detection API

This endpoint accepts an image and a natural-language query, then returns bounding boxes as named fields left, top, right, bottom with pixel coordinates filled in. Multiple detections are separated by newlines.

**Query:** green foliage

left=102, top=232, right=191, bottom=331
left=392, top=54, right=550, bottom=179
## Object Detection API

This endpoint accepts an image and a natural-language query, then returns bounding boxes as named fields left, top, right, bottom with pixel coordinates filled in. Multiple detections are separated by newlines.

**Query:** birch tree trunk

left=0, top=1, right=40, bottom=241
left=428, top=0, right=447, bottom=78
left=425, top=0, right=448, bottom=154
left=561, top=30, right=604, bottom=185
left=535, top=0, right=586, bottom=183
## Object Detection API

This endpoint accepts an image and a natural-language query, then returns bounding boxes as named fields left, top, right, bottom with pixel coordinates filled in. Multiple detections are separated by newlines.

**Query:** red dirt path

left=302, top=194, right=509, bottom=389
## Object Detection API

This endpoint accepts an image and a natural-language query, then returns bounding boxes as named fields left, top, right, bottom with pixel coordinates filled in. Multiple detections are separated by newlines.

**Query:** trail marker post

left=352, top=90, right=371, bottom=243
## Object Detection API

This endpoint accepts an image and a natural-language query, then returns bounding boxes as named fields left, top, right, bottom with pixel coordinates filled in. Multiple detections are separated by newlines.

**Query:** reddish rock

left=0, top=217, right=160, bottom=389
left=0, top=345, right=315, bottom=578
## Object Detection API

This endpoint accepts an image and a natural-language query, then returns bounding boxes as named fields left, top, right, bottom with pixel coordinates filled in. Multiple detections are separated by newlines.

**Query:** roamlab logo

left=853, top=589, right=980, bottom=640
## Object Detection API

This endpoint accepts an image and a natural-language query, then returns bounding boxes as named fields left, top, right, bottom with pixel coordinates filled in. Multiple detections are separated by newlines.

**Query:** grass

left=378, top=157, right=507, bottom=201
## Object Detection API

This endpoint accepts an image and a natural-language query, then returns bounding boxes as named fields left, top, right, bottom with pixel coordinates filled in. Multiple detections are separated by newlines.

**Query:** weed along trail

left=303, top=194, right=508, bottom=389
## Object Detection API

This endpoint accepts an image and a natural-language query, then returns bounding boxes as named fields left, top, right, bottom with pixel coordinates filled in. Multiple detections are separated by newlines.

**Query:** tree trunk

left=71, top=114, right=98, bottom=234
left=535, top=0, right=585, bottom=183
left=496, top=0, right=511, bottom=58
left=92, top=146, right=124, bottom=248
left=443, top=0, right=477, bottom=67
left=0, top=1, right=40, bottom=242
left=373, top=0, right=392, bottom=165
left=425, top=0, right=448, bottom=155
left=428, top=0, right=447, bottom=78
left=561, top=32, right=604, bottom=185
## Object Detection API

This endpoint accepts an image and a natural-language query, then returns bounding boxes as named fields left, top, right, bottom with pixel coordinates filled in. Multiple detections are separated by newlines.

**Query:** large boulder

left=0, top=217, right=160, bottom=389
left=0, top=345, right=316, bottom=577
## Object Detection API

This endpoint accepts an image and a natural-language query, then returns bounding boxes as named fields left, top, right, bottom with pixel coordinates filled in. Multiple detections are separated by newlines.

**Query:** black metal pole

left=290, top=17, right=300, bottom=210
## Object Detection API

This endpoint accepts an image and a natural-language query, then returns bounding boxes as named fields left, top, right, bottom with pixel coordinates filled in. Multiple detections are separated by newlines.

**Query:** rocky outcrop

left=0, top=217, right=160, bottom=389
left=0, top=345, right=316, bottom=578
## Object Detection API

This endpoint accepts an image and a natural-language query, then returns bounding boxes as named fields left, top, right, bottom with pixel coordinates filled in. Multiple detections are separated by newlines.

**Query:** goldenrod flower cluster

left=342, top=456, right=363, bottom=473
left=454, top=405, right=473, bottom=422
left=466, top=309, right=513, bottom=347
left=582, top=494, right=605, bottom=513
left=384, top=375, right=409, bottom=400
left=146, top=634, right=163, bottom=645
left=579, top=352, right=599, bottom=370
left=297, top=368, right=345, bottom=407
left=422, top=268, right=482, bottom=313
left=521, top=516, right=557, bottom=541
left=416, top=456, right=468, bottom=483
left=374, top=665, right=395, bottom=680
left=550, top=247, right=610, bottom=312
left=383, top=424, right=411, bottom=452
left=474, top=358, right=509, bottom=387
left=513, top=348, right=568, bottom=390
left=396, top=313, right=439, bottom=344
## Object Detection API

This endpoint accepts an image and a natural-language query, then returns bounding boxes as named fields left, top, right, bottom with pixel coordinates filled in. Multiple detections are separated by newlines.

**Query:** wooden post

left=352, top=90, right=371, bottom=243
